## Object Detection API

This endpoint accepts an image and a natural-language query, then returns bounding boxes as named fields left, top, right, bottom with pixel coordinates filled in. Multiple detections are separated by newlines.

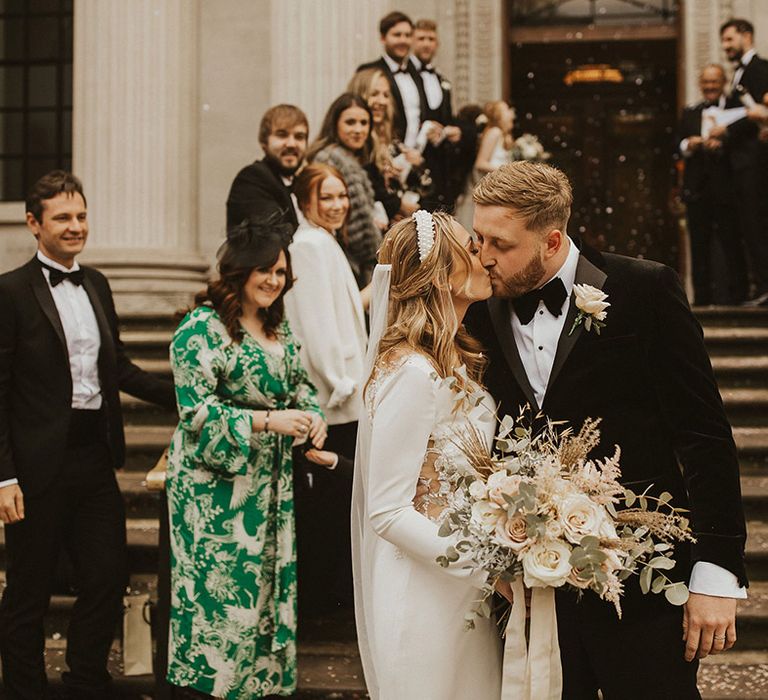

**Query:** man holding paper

left=678, top=64, right=748, bottom=305
left=717, top=18, right=768, bottom=306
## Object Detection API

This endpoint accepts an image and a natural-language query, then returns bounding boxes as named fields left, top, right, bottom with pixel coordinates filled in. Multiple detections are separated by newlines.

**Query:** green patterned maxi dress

left=166, top=305, right=322, bottom=698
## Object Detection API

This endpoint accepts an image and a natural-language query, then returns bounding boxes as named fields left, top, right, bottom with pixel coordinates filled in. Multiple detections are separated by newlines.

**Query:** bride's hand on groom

left=682, top=593, right=738, bottom=662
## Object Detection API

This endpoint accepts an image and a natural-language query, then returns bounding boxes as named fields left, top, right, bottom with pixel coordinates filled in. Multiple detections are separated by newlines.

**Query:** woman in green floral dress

left=166, top=222, right=326, bottom=699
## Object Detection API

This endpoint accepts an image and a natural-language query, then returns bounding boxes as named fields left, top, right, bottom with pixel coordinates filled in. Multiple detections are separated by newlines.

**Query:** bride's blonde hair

left=371, top=211, right=486, bottom=393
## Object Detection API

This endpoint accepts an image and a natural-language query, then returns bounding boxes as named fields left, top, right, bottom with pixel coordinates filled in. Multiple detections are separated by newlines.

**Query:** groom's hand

left=683, top=593, right=738, bottom=661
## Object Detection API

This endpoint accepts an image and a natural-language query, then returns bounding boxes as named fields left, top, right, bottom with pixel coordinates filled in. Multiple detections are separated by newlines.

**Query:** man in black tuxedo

left=356, top=11, right=427, bottom=148
left=678, top=64, right=747, bottom=305
left=716, top=18, right=768, bottom=305
left=467, top=162, right=747, bottom=699
left=0, top=171, right=176, bottom=699
left=226, top=104, right=308, bottom=231
left=410, top=18, right=470, bottom=214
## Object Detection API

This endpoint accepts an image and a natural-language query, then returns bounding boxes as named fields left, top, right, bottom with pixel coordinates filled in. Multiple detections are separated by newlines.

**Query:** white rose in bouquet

left=471, top=500, right=502, bottom=533
left=485, top=470, right=522, bottom=506
left=468, top=479, right=488, bottom=500
left=494, top=513, right=532, bottom=552
left=522, top=540, right=573, bottom=588
left=559, top=494, right=611, bottom=544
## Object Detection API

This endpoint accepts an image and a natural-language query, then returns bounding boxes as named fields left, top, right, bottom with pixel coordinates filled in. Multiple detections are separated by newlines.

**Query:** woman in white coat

left=285, top=162, right=368, bottom=612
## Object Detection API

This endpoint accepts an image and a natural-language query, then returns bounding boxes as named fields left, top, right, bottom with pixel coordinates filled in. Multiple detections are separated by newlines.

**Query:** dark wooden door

left=510, top=39, right=678, bottom=266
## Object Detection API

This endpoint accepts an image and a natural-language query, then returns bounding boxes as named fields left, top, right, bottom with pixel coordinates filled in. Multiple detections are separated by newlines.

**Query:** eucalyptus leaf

left=438, top=520, right=453, bottom=537
left=648, top=556, right=675, bottom=570
left=664, top=582, right=690, bottom=606
left=640, top=566, right=653, bottom=594
left=651, top=576, right=666, bottom=594
left=624, top=490, right=636, bottom=507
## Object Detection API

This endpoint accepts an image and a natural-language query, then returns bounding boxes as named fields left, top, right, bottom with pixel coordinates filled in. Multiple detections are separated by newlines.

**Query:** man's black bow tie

left=512, top=277, right=567, bottom=325
left=703, top=100, right=719, bottom=108
left=394, top=66, right=409, bottom=74
left=421, top=64, right=436, bottom=74
left=39, top=261, right=84, bottom=287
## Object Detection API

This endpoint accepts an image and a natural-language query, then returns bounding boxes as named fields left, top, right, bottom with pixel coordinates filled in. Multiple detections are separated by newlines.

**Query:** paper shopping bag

left=123, top=593, right=153, bottom=676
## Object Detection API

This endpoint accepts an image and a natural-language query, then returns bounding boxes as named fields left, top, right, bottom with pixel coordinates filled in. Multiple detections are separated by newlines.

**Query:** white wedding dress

left=352, top=351, right=503, bottom=700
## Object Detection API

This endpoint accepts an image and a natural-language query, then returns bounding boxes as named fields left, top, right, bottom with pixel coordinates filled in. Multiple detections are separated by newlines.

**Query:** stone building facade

left=0, top=0, right=765, bottom=313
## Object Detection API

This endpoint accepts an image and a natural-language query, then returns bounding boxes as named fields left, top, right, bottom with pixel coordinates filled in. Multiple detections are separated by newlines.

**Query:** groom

left=466, top=162, right=747, bottom=698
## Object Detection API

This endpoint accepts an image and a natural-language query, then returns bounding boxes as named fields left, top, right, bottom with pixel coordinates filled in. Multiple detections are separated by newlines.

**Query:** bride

left=352, top=210, right=505, bottom=699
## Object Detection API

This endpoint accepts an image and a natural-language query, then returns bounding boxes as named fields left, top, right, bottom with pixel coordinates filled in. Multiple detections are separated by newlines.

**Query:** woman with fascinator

left=352, top=211, right=505, bottom=699
left=166, top=221, right=327, bottom=699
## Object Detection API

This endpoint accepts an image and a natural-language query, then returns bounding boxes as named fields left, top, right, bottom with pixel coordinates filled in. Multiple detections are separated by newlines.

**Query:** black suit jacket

left=725, top=54, right=768, bottom=171
left=677, top=102, right=734, bottom=204
left=226, top=158, right=299, bottom=230
left=466, top=250, right=747, bottom=607
left=414, top=62, right=454, bottom=126
left=356, top=57, right=428, bottom=143
left=0, top=258, right=176, bottom=496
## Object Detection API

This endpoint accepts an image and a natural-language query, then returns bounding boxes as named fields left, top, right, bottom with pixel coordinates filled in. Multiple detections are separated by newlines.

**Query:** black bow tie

left=703, top=100, right=719, bottom=108
left=421, top=64, right=436, bottom=74
left=39, top=260, right=85, bottom=287
left=512, top=277, right=567, bottom=325
left=394, top=66, right=409, bottom=74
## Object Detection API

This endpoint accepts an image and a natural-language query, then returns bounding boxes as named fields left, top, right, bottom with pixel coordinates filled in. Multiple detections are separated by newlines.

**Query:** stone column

left=452, top=0, right=503, bottom=108
left=73, top=0, right=208, bottom=314
left=269, top=0, right=389, bottom=137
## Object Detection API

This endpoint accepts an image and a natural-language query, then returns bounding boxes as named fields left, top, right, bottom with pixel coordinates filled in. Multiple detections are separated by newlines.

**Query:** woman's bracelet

left=264, top=409, right=271, bottom=432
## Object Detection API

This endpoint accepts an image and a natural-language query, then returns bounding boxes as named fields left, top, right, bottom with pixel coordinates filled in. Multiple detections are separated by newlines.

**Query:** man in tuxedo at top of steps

left=677, top=64, right=748, bottom=305
left=226, top=104, right=308, bottom=232
left=0, top=171, right=176, bottom=699
left=410, top=18, right=473, bottom=215
left=714, top=18, right=768, bottom=306
left=466, top=161, right=747, bottom=699
left=356, top=10, right=428, bottom=149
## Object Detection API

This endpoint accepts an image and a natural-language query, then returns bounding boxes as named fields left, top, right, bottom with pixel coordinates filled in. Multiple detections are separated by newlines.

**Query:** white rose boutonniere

left=569, top=284, right=609, bottom=336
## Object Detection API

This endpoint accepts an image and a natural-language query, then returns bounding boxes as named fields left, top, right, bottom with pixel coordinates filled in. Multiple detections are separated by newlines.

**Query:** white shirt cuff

left=679, top=138, right=692, bottom=156
left=689, top=561, right=747, bottom=599
left=0, top=478, right=19, bottom=489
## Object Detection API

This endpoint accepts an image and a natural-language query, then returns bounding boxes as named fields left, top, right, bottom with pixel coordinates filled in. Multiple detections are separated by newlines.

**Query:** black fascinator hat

left=217, top=209, right=295, bottom=270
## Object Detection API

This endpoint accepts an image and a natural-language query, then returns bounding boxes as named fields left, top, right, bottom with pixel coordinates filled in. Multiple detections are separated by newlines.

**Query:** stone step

left=705, top=326, right=768, bottom=356
left=747, top=521, right=768, bottom=579
left=699, top=650, right=768, bottom=699
left=734, top=428, right=768, bottom=472
left=712, top=356, right=768, bottom=388
left=133, top=357, right=172, bottom=379
left=39, top=638, right=368, bottom=699
left=124, top=425, right=174, bottom=471
left=121, top=393, right=177, bottom=427
left=722, top=388, right=768, bottom=427
left=695, top=306, right=768, bottom=328
left=0, top=518, right=160, bottom=573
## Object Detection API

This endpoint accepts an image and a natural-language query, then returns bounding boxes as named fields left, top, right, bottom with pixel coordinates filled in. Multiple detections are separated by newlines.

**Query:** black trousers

left=0, top=440, right=127, bottom=700
left=686, top=198, right=748, bottom=305
left=293, top=421, right=356, bottom=617
left=732, top=165, right=768, bottom=296
left=556, top=590, right=700, bottom=699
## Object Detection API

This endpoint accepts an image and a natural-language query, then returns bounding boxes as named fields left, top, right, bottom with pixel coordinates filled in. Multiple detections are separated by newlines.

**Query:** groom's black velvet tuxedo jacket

left=466, top=248, right=748, bottom=603
left=0, top=258, right=175, bottom=496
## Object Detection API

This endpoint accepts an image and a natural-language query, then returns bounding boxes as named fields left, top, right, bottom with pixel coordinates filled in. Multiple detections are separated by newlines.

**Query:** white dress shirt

left=731, top=47, right=756, bottom=90
left=509, top=237, right=746, bottom=599
left=679, top=95, right=727, bottom=155
left=383, top=53, right=422, bottom=148
left=411, top=56, right=443, bottom=112
left=0, top=252, right=103, bottom=489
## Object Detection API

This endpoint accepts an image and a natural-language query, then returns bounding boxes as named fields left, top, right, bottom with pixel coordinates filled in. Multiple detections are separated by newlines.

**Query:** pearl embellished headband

left=412, top=209, right=435, bottom=262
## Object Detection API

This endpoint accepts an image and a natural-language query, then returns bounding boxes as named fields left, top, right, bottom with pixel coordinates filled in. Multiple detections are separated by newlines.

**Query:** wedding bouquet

left=511, top=133, right=551, bottom=163
left=436, top=391, right=694, bottom=626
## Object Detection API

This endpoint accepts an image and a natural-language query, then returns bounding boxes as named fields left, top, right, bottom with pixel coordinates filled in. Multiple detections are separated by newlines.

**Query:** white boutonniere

left=440, top=79, right=452, bottom=91
left=569, top=284, right=609, bottom=335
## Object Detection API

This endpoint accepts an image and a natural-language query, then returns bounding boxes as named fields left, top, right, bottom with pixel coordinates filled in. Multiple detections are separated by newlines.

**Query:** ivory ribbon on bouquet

left=501, top=579, right=562, bottom=700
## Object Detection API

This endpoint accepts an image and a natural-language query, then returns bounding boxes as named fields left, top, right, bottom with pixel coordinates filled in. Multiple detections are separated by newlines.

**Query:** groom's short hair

left=473, top=161, right=572, bottom=234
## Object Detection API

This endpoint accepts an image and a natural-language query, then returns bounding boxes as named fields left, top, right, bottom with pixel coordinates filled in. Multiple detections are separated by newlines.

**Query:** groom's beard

left=491, top=248, right=546, bottom=299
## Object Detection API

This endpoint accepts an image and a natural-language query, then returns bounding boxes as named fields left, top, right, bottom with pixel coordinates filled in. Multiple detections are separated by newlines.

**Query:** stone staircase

left=0, top=306, right=766, bottom=698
